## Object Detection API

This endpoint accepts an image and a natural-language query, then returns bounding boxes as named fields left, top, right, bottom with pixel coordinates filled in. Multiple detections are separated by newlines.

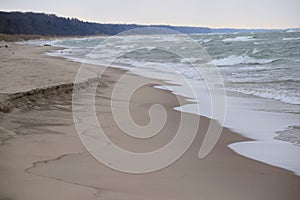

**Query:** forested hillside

left=0, top=11, right=211, bottom=36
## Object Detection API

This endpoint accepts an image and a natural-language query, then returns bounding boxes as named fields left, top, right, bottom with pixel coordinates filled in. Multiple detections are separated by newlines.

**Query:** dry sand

left=0, top=43, right=299, bottom=200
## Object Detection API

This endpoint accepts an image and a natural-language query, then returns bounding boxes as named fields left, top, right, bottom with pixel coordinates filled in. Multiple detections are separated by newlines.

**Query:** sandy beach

left=0, top=42, right=300, bottom=200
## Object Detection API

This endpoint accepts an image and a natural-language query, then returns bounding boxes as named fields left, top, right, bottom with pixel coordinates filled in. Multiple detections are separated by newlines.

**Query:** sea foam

left=222, top=36, right=256, bottom=42
left=212, top=54, right=274, bottom=66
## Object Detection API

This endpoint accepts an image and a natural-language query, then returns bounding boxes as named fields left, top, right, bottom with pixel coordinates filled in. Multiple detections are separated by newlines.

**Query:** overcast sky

left=1, top=0, right=299, bottom=28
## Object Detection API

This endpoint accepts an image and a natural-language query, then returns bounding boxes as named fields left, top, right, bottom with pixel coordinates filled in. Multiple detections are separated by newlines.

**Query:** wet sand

left=0, top=43, right=299, bottom=200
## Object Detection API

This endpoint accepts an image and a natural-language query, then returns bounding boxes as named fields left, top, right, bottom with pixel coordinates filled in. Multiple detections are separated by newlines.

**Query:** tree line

left=0, top=11, right=212, bottom=36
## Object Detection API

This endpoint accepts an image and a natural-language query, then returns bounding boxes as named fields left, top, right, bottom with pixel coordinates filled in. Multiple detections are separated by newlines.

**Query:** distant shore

left=0, top=42, right=299, bottom=199
left=0, top=33, right=108, bottom=42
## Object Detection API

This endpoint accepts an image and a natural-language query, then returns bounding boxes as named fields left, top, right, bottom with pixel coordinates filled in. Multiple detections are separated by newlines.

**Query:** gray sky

left=1, top=0, right=299, bottom=28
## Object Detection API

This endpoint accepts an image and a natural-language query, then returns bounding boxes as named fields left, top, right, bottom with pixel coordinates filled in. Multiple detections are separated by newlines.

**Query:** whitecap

left=282, top=37, right=300, bottom=41
left=213, top=54, right=274, bottom=66
left=222, top=36, right=256, bottom=42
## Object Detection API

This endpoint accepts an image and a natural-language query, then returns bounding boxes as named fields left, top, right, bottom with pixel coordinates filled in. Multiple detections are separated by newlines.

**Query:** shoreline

left=0, top=42, right=300, bottom=199
left=37, top=36, right=300, bottom=175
